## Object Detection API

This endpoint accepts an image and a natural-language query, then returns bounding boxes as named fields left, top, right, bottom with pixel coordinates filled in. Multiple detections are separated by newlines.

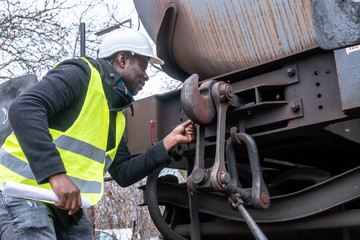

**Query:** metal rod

left=195, top=124, right=205, bottom=170
left=80, top=22, right=86, bottom=57
left=95, top=19, right=132, bottom=36
left=188, top=190, right=201, bottom=240
left=237, top=204, right=267, bottom=240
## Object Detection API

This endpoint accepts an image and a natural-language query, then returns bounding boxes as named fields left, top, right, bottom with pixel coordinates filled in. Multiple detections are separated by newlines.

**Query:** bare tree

left=0, top=0, right=137, bottom=81
left=0, top=0, right=75, bottom=80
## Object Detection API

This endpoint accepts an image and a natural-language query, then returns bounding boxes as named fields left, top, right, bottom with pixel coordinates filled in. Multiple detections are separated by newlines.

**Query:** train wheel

left=145, top=166, right=189, bottom=240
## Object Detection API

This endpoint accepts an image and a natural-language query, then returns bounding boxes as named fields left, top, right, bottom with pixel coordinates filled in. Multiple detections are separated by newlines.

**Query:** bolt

left=290, top=102, right=300, bottom=112
left=261, top=192, right=270, bottom=205
left=287, top=67, right=296, bottom=77
left=192, top=169, right=207, bottom=185
left=219, top=171, right=231, bottom=185
left=219, top=84, right=234, bottom=102
left=226, top=86, right=234, bottom=99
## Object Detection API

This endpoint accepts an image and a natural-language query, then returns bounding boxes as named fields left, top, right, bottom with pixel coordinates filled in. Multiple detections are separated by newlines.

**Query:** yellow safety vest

left=0, top=58, right=125, bottom=205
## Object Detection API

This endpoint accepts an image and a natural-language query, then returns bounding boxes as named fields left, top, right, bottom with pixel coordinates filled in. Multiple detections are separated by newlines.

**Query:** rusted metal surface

left=180, top=74, right=216, bottom=125
left=228, top=51, right=345, bottom=140
left=123, top=96, right=158, bottom=155
left=124, top=51, right=350, bottom=160
left=133, top=0, right=317, bottom=80
left=123, top=90, right=190, bottom=156
left=209, top=82, right=231, bottom=191
left=129, top=2, right=360, bottom=238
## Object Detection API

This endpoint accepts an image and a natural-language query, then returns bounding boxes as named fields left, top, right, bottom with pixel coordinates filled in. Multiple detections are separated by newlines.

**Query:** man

left=0, top=28, right=195, bottom=239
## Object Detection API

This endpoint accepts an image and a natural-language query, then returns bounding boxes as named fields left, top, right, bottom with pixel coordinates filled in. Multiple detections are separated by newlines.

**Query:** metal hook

left=181, top=74, right=217, bottom=125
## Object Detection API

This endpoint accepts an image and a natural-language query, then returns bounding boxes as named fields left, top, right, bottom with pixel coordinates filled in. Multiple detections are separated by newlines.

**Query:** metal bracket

left=209, top=81, right=232, bottom=191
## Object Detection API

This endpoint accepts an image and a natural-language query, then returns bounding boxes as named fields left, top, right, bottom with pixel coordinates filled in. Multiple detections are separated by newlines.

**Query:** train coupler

left=182, top=73, right=269, bottom=239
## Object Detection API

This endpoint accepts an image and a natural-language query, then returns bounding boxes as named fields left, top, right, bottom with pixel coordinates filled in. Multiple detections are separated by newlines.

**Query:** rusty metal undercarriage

left=123, top=47, right=360, bottom=239
left=128, top=0, right=360, bottom=238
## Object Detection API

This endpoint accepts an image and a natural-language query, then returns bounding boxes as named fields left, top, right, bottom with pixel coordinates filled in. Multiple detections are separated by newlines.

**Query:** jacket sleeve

left=8, top=59, right=91, bottom=184
left=108, top=138, right=172, bottom=187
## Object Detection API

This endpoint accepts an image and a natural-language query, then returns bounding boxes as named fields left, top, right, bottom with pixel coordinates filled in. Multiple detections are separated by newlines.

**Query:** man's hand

left=163, top=120, right=196, bottom=152
left=49, top=173, right=81, bottom=215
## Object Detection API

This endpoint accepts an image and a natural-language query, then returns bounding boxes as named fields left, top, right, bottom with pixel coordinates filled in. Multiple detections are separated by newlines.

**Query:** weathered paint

left=311, top=0, right=360, bottom=50
left=133, top=0, right=317, bottom=80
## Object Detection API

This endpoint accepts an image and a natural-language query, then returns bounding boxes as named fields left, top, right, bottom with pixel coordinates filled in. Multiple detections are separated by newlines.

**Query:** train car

left=124, top=0, right=360, bottom=239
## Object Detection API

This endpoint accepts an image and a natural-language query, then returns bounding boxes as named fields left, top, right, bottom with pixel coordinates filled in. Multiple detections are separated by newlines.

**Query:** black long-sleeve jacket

left=8, top=57, right=171, bottom=188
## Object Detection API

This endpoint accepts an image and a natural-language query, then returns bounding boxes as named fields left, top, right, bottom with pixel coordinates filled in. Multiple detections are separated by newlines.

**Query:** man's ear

left=117, top=53, right=128, bottom=68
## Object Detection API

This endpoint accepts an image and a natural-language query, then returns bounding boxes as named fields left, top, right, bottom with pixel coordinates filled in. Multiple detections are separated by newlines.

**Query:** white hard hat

left=98, top=28, right=164, bottom=65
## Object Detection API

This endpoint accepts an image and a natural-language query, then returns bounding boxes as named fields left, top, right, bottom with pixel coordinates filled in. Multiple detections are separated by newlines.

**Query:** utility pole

left=80, top=22, right=86, bottom=57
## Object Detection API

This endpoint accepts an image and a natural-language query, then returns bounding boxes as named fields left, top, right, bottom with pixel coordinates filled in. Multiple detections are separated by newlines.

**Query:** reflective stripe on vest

left=54, top=135, right=106, bottom=164
left=0, top=143, right=102, bottom=194
left=0, top=58, right=125, bottom=205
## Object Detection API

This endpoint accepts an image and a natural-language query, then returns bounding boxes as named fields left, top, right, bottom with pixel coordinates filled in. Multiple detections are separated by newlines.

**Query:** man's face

left=121, top=55, right=149, bottom=96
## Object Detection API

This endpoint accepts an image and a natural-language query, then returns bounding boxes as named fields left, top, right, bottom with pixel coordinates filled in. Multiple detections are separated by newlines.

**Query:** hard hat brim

left=149, top=56, right=164, bottom=65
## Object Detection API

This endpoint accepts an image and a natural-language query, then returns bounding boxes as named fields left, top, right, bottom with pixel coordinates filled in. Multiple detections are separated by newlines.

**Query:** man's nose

left=144, top=72, right=149, bottom=81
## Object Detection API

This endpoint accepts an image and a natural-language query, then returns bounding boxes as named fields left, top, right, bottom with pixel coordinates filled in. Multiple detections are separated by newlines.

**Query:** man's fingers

left=49, top=173, right=81, bottom=214
left=181, top=119, right=194, bottom=128
left=186, top=125, right=196, bottom=132
left=184, top=121, right=197, bottom=142
left=54, top=194, right=67, bottom=209
left=55, top=193, right=81, bottom=215
left=68, top=197, right=82, bottom=215
left=186, top=128, right=196, bottom=137
left=66, top=195, right=75, bottom=215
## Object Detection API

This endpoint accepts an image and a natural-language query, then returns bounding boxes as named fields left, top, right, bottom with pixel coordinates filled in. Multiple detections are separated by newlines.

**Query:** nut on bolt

left=287, top=67, right=296, bottom=77
left=290, top=102, right=300, bottom=112
left=219, top=84, right=234, bottom=102
left=219, top=171, right=231, bottom=188
left=192, top=169, right=206, bottom=185
left=261, top=192, right=270, bottom=205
